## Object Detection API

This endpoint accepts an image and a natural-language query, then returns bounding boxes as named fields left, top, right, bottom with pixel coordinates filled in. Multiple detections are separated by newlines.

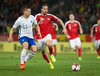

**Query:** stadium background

left=0, top=0, right=100, bottom=76
left=0, top=0, right=99, bottom=53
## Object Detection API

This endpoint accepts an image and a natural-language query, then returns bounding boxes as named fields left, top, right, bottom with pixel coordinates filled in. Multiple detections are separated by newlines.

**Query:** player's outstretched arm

left=79, top=27, right=83, bottom=34
left=64, top=29, right=70, bottom=39
left=8, top=27, right=15, bottom=43
left=90, top=28, right=93, bottom=38
left=36, top=24, right=42, bottom=38
left=57, top=18, right=66, bottom=33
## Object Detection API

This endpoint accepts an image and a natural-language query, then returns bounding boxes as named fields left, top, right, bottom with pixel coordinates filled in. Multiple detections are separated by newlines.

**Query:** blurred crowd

left=0, top=0, right=100, bottom=34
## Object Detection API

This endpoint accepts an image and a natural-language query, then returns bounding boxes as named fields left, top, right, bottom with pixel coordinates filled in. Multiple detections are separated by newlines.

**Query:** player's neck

left=23, top=15, right=29, bottom=19
left=70, top=20, right=74, bottom=23
left=41, top=13, right=47, bottom=17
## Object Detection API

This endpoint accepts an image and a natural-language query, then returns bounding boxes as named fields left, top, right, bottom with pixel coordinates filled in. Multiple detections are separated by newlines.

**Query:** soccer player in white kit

left=8, top=7, right=41, bottom=70
left=64, top=13, right=83, bottom=60
left=91, top=19, right=100, bottom=59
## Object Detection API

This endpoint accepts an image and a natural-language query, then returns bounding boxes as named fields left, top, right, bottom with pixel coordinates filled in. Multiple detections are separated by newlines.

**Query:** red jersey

left=35, top=13, right=58, bottom=38
left=92, top=24, right=100, bottom=40
left=51, top=23, right=58, bottom=39
left=65, top=20, right=81, bottom=40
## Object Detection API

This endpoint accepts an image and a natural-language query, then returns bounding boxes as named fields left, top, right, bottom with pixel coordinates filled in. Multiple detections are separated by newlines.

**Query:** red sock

left=54, top=45, right=57, bottom=56
left=97, top=49, right=100, bottom=56
left=78, top=48, right=81, bottom=57
left=48, top=46, right=53, bottom=55
left=42, top=52, right=50, bottom=63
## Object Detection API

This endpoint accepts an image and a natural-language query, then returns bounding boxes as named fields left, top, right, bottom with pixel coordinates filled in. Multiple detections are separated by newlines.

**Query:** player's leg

left=37, top=39, right=43, bottom=51
left=24, top=38, right=37, bottom=63
left=69, top=39, right=76, bottom=51
left=53, top=45, right=57, bottom=56
left=19, top=37, right=28, bottom=70
left=45, top=35, right=56, bottom=62
left=41, top=42, right=54, bottom=69
left=75, top=38, right=82, bottom=60
left=52, top=39, right=57, bottom=57
left=95, top=40, right=100, bottom=59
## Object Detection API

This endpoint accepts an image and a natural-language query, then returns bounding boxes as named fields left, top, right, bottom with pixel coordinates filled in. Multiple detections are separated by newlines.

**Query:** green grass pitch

left=0, top=52, right=100, bottom=76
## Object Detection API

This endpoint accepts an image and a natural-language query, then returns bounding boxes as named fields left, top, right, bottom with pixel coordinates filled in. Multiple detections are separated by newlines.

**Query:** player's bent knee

left=72, top=48, right=76, bottom=51
left=31, top=46, right=37, bottom=52
left=23, top=42, right=29, bottom=50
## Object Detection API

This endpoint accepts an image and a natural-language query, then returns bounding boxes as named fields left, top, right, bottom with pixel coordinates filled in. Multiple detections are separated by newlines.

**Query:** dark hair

left=22, top=7, right=30, bottom=12
left=41, top=4, right=48, bottom=9
left=69, top=11, right=74, bottom=16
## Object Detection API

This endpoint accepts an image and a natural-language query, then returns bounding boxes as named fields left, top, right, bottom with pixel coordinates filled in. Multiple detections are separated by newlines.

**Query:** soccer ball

left=72, top=64, right=80, bottom=71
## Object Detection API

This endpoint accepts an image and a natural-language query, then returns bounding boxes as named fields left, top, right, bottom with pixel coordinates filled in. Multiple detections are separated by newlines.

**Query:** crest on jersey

left=74, top=24, right=76, bottom=26
left=47, top=18, right=50, bottom=20
left=30, top=20, right=32, bottom=23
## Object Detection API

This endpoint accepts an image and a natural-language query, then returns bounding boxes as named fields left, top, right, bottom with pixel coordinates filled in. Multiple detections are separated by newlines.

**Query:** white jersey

left=13, top=15, right=37, bottom=39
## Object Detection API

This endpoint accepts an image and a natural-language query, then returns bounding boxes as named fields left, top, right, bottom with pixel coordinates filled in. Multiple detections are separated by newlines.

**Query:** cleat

left=53, top=53, right=56, bottom=57
left=49, top=61, right=54, bottom=69
left=78, top=57, right=82, bottom=61
left=50, top=54, right=56, bottom=62
left=97, top=56, right=100, bottom=59
left=20, top=64, right=25, bottom=70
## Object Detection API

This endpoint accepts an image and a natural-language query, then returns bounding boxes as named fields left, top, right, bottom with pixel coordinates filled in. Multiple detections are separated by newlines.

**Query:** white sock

left=21, top=48, right=27, bottom=64
left=25, top=51, right=36, bottom=62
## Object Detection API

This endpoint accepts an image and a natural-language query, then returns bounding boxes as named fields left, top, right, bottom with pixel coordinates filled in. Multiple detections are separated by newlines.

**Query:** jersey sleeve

left=51, top=14, right=58, bottom=22
left=33, top=16, right=37, bottom=25
left=92, top=24, right=96, bottom=30
left=35, top=15, right=39, bottom=23
left=77, top=21, right=81, bottom=28
left=65, top=22, right=68, bottom=28
left=13, top=18, right=20, bottom=28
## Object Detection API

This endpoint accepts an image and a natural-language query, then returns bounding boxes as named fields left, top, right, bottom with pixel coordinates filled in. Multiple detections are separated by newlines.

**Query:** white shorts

left=37, top=34, right=52, bottom=50
left=69, top=37, right=81, bottom=48
left=52, top=39, right=57, bottom=45
left=95, top=40, right=100, bottom=49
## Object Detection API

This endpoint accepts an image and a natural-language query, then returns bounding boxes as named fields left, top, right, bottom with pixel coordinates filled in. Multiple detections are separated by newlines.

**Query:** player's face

left=97, top=20, right=100, bottom=26
left=69, top=14, right=74, bottom=20
left=24, top=9, right=31, bottom=17
left=41, top=6, right=48, bottom=15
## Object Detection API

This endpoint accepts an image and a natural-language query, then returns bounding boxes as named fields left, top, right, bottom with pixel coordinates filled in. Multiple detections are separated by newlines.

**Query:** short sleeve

left=33, top=17, right=37, bottom=25
left=13, top=18, right=20, bottom=28
left=77, top=21, right=81, bottom=28
left=51, top=14, right=58, bottom=22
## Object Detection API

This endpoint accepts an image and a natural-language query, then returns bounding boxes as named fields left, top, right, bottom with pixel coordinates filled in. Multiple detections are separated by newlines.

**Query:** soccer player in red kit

left=91, top=19, right=100, bottom=59
left=35, top=4, right=66, bottom=69
left=64, top=13, right=83, bottom=60
left=50, top=22, right=58, bottom=57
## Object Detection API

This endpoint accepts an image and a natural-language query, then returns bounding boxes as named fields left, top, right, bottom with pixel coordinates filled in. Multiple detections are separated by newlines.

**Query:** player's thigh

left=95, top=40, right=99, bottom=49
left=69, top=39, right=75, bottom=49
left=52, top=39, right=57, bottom=45
left=28, top=38, right=36, bottom=52
left=37, top=39, right=43, bottom=50
left=19, top=37, right=29, bottom=50
left=44, top=34, right=52, bottom=46
left=98, top=40, right=100, bottom=47
left=75, top=38, right=81, bottom=48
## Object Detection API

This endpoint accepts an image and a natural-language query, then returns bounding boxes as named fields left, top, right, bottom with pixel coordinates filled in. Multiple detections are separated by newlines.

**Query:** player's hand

left=40, top=18, right=45, bottom=22
left=91, top=34, right=93, bottom=38
left=38, top=33, right=42, bottom=38
left=62, top=28, right=67, bottom=33
left=8, top=37, right=13, bottom=43
left=80, top=30, right=83, bottom=34
left=66, top=35, right=70, bottom=39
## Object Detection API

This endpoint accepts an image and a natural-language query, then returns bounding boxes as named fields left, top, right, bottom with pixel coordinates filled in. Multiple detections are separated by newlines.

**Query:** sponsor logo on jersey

left=74, top=24, right=76, bottom=26
left=47, top=18, right=50, bottom=20
left=30, top=20, right=32, bottom=23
